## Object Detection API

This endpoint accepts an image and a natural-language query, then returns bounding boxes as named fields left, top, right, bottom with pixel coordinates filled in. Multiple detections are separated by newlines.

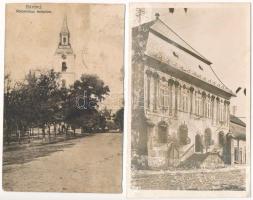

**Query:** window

left=62, top=62, right=67, bottom=72
left=211, top=99, right=214, bottom=120
left=195, top=93, right=201, bottom=116
left=159, top=88, right=169, bottom=110
left=223, top=103, right=227, bottom=124
left=206, top=100, right=209, bottom=118
left=160, top=88, right=165, bottom=108
left=182, top=88, right=188, bottom=112
left=216, top=99, right=220, bottom=123
left=220, top=102, right=223, bottom=122
left=153, top=77, right=158, bottom=111
left=146, top=76, right=151, bottom=108
left=63, top=37, right=67, bottom=44
left=206, top=99, right=211, bottom=118
left=204, top=128, right=212, bottom=150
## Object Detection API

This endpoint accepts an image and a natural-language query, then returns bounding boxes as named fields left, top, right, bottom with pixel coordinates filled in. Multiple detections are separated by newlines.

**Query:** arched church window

left=62, top=62, right=67, bottom=72
left=177, top=124, right=188, bottom=145
left=63, top=37, right=67, bottom=44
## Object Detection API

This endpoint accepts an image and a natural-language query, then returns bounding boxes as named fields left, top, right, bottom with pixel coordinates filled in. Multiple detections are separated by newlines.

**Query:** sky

left=5, top=4, right=124, bottom=111
left=131, top=3, right=250, bottom=119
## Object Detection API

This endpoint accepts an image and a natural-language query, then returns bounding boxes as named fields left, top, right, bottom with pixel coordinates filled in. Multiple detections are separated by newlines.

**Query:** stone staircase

left=178, top=152, right=225, bottom=169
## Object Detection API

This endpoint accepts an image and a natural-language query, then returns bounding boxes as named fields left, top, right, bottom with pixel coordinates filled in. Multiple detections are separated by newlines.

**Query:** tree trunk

left=28, top=128, right=31, bottom=143
left=38, top=127, right=40, bottom=139
left=54, top=124, right=57, bottom=138
left=42, top=126, right=45, bottom=140
left=48, top=125, right=51, bottom=141
left=65, top=124, right=69, bottom=136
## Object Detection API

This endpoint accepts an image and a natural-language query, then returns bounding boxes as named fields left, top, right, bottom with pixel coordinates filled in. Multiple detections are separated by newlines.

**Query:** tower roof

left=61, top=15, right=69, bottom=33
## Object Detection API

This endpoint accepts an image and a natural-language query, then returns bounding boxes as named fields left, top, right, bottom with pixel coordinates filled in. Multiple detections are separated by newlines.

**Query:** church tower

left=53, top=15, right=76, bottom=87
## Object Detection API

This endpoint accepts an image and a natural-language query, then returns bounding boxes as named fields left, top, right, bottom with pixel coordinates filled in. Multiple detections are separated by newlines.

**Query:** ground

left=132, top=166, right=246, bottom=191
left=3, top=133, right=122, bottom=193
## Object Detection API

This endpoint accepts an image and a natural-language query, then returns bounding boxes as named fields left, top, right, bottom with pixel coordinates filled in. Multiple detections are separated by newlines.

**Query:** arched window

left=177, top=124, right=188, bottom=145
left=181, top=87, right=188, bottom=112
left=195, top=134, right=203, bottom=153
left=63, top=37, right=67, bottom=44
left=153, top=74, right=159, bottom=111
left=204, top=128, right=212, bottom=150
left=160, top=88, right=165, bottom=108
left=145, top=70, right=152, bottom=109
left=158, top=121, right=168, bottom=143
left=62, top=62, right=67, bottom=72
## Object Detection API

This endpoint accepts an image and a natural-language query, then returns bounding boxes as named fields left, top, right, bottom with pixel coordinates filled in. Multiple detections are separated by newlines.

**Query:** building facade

left=131, top=14, right=235, bottom=169
left=53, top=16, right=76, bottom=87
left=227, top=115, right=246, bottom=165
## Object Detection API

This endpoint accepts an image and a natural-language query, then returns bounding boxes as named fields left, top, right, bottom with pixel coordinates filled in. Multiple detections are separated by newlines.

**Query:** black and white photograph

left=129, top=3, right=250, bottom=197
left=3, top=3, right=124, bottom=193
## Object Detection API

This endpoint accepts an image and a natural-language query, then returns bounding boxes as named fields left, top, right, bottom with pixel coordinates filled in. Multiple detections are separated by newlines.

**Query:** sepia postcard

left=127, top=3, right=250, bottom=198
left=3, top=3, right=124, bottom=193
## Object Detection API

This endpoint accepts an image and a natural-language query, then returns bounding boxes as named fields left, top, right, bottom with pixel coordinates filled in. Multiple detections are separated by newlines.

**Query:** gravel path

left=3, top=133, right=122, bottom=193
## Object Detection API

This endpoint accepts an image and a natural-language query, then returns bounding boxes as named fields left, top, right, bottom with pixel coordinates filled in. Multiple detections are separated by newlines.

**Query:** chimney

left=155, top=13, right=160, bottom=20
left=232, top=106, right=237, bottom=116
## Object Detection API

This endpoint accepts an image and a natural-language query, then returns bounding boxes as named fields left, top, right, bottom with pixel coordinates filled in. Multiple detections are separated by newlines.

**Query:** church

left=53, top=15, right=76, bottom=87
left=131, top=13, right=237, bottom=169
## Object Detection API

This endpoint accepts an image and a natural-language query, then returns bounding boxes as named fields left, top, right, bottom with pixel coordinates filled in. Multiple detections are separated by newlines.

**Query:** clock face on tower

left=62, top=54, right=67, bottom=59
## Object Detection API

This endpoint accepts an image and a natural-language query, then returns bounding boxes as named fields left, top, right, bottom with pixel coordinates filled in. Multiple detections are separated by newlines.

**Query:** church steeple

left=53, top=15, right=76, bottom=87
left=59, top=15, right=70, bottom=47
left=61, top=15, right=69, bottom=33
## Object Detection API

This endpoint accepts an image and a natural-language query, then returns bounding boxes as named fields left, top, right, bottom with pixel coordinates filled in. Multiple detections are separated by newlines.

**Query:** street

left=3, top=133, right=122, bottom=193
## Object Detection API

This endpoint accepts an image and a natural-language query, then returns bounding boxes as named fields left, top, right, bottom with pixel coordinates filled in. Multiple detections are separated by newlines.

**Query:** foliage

left=4, top=70, right=110, bottom=144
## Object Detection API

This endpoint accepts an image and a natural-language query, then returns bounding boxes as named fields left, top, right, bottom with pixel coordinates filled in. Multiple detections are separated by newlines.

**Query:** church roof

left=61, top=15, right=69, bottom=33
left=132, top=16, right=235, bottom=97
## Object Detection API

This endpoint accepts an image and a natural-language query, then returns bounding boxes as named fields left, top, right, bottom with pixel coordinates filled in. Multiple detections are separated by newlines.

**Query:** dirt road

left=3, top=133, right=122, bottom=193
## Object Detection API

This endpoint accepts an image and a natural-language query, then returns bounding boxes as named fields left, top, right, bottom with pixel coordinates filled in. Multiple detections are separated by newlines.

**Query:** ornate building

left=131, top=14, right=236, bottom=169
left=53, top=16, right=76, bottom=87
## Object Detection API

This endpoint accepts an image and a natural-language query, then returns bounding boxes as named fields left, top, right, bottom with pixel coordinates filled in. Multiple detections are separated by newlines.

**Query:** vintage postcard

left=3, top=3, right=124, bottom=193
left=128, top=3, right=250, bottom=198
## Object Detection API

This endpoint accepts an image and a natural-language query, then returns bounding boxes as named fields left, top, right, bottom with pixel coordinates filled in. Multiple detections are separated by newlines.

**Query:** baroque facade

left=131, top=14, right=236, bottom=169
